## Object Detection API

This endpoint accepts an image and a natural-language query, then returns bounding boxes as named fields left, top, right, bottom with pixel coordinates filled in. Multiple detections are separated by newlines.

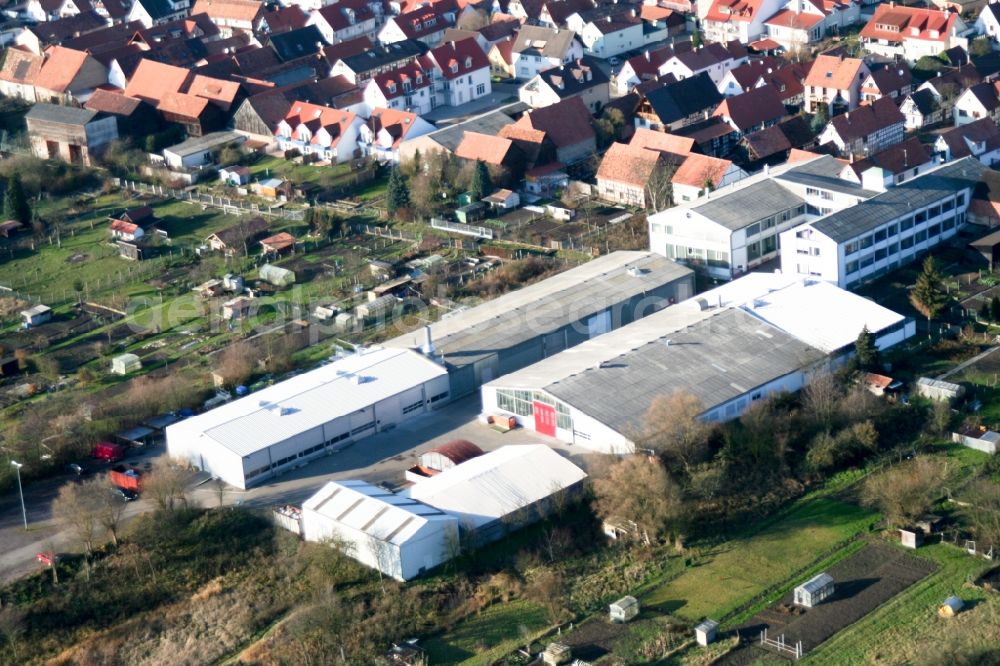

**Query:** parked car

left=111, top=487, right=138, bottom=501
left=67, top=463, right=84, bottom=476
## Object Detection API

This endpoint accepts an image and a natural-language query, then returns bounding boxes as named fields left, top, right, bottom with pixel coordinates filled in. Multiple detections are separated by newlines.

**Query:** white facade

left=703, top=0, right=789, bottom=43
left=779, top=159, right=980, bottom=288
left=275, top=115, right=364, bottom=163
left=513, top=40, right=583, bottom=80
left=166, top=348, right=450, bottom=489
left=953, top=87, right=999, bottom=127
left=578, top=21, right=644, bottom=59
left=301, top=480, right=458, bottom=581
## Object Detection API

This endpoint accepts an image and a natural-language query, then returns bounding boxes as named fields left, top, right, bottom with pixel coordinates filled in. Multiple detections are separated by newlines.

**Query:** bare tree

left=592, top=456, right=685, bottom=546
left=524, top=567, right=565, bottom=624
left=51, top=479, right=104, bottom=580
left=635, top=390, right=712, bottom=472
left=98, top=487, right=128, bottom=547
left=143, top=459, right=189, bottom=512
left=644, top=158, right=678, bottom=213
left=964, top=478, right=1000, bottom=551
left=802, top=372, right=842, bottom=431
left=214, top=341, right=258, bottom=389
left=861, top=457, right=947, bottom=528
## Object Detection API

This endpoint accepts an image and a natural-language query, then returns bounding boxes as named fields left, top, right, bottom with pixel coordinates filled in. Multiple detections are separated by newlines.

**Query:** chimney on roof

left=450, top=40, right=455, bottom=48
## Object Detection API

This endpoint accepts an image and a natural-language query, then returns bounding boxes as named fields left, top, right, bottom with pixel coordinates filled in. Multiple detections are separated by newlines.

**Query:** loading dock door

left=533, top=401, right=556, bottom=437
left=587, top=310, right=612, bottom=338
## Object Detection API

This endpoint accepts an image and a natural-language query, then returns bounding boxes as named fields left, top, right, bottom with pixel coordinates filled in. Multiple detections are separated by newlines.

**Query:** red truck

left=109, top=465, right=143, bottom=492
left=92, top=442, right=125, bottom=462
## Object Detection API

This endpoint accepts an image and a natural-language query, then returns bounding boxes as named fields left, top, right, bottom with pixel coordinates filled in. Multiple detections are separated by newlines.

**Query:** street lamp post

left=11, top=460, right=27, bottom=530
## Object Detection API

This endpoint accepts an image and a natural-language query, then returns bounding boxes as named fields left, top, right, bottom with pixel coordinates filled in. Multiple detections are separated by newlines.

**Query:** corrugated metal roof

left=690, top=179, right=805, bottom=232
left=303, top=479, right=454, bottom=546
left=405, top=445, right=587, bottom=528
left=167, top=347, right=447, bottom=458
left=384, top=251, right=693, bottom=369
left=810, top=157, right=984, bottom=243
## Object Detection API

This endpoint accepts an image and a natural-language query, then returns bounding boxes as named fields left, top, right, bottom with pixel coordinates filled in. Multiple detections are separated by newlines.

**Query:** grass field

left=643, top=498, right=877, bottom=622
left=421, top=600, right=549, bottom=665
left=804, top=543, right=999, bottom=665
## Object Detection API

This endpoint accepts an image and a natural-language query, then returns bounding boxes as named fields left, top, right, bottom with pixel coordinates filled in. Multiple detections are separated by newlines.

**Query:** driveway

left=0, top=395, right=598, bottom=583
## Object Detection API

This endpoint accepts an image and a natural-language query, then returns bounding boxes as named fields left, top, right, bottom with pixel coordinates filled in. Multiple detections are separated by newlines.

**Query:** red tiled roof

left=827, top=96, right=905, bottom=142
left=748, top=38, right=783, bottom=51
left=844, top=136, right=930, bottom=178
left=804, top=53, right=866, bottom=90
left=157, top=91, right=210, bottom=119
left=392, top=6, right=451, bottom=39
left=34, top=46, right=91, bottom=93
left=671, top=153, right=734, bottom=188
left=705, top=0, right=767, bottom=24
left=372, top=59, right=432, bottom=100
left=188, top=74, right=241, bottom=110
left=764, top=8, right=824, bottom=28
left=597, top=142, right=661, bottom=188
left=84, top=88, right=142, bottom=115
left=490, top=35, right=516, bottom=66
left=368, top=107, right=422, bottom=148
left=429, top=37, right=489, bottom=80
left=0, top=47, right=43, bottom=85
left=860, top=4, right=958, bottom=44
left=628, top=128, right=694, bottom=159
left=110, top=219, right=140, bottom=234
left=260, top=5, right=308, bottom=33
left=261, top=231, right=295, bottom=250
left=124, top=59, right=191, bottom=104
left=191, top=0, right=263, bottom=23
left=281, top=100, right=358, bottom=147
left=429, top=439, right=484, bottom=464
left=455, top=131, right=515, bottom=165
left=713, top=84, right=786, bottom=132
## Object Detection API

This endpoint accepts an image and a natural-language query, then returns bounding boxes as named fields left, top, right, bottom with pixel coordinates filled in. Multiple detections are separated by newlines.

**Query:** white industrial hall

left=166, top=347, right=450, bottom=488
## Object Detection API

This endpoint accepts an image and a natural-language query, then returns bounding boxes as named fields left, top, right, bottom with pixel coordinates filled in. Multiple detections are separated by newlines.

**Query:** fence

left=760, top=628, right=803, bottom=660
left=113, top=178, right=306, bottom=221
left=430, top=218, right=494, bottom=239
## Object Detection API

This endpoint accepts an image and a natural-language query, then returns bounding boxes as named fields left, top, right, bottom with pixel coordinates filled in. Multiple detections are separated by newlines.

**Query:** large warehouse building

left=301, top=480, right=458, bottom=582
left=481, top=273, right=913, bottom=453
left=166, top=347, right=449, bottom=489
left=385, top=251, right=695, bottom=398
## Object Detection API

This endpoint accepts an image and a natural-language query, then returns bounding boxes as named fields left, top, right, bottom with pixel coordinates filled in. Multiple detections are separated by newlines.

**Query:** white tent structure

left=301, top=480, right=458, bottom=581
left=166, top=347, right=449, bottom=489
left=405, top=445, right=587, bottom=542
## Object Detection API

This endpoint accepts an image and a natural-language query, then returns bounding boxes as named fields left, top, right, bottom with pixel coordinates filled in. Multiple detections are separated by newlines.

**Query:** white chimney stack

left=421, top=324, right=436, bottom=355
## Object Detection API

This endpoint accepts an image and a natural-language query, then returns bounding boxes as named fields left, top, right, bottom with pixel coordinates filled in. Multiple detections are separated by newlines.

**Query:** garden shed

left=915, top=377, right=965, bottom=402
left=609, top=596, right=639, bottom=623
left=258, top=264, right=295, bottom=287
left=695, top=619, right=719, bottom=646
left=900, top=527, right=924, bottom=549
left=794, top=573, right=834, bottom=608
left=111, top=353, right=142, bottom=375
left=542, top=643, right=572, bottom=665
left=938, top=596, right=964, bottom=617
left=20, top=304, right=52, bottom=327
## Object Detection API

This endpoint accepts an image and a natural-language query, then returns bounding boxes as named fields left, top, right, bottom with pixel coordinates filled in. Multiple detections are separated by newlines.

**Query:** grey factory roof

left=25, top=103, right=99, bottom=126
left=810, top=157, right=985, bottom=243
left=488, top=305, right=825, bottom=436
left=385, top=251, right=693, bottom=369
left=775, top=154, right=880, bottom=198
left=164, top=130, right=245, bottom=158
left=691, top=178, right=805, bottom=231
left=415, top=102, right=528, bottom=152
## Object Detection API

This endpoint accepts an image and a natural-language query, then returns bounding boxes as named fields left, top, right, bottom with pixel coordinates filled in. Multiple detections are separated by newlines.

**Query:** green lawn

left=643, top=498, right=877, bottom=622
left=421, top=600, right=549, bottom=665
left=804, top=543, right=999, bottom=665
left=245, top=155, right=352, bottom=186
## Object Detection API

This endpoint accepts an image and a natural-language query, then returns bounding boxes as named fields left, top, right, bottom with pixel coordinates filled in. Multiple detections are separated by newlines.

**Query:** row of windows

left=844, top=196, right=964, bottom=255
left=430, top=391, right=448, bottom=403
left=403, top=400, right=424, bottom=415
left=844, top=216, right=958, bottom=275
left=805, top=187, right=834, bottom=201
left=350, top=421, right=376, bottom=436
left=495, top=389, right=573, bottom=430
left=243, top=430, right=353, bottom=481
left=744, top=205, right=805, bottom=237
left=664, top=244, right=731, bottom=268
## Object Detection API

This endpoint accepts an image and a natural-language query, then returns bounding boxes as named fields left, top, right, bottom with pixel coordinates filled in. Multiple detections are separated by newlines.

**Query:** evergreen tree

left=4, top=174, right=30, bottom=225
left=992, top=296, right=1000, bottom=323
left=854, top=325, right=879, bottom=371
left=981, top=300, right=992, bottom=322
left=809, top=103, right=830, bottom=134
left=470, top=159, right=492, bottom=200
left=386, top=167, right=410, bottom=213
left=909, top=255, right=949, bottom=324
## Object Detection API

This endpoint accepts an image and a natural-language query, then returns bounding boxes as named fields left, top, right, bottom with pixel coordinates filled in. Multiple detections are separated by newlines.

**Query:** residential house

left=378, top=6, right=454, bottom=47
left=268, top=25, right=328, bottom=62
left=441, top=28, right=489, bottom=55
left=479, top=14, right=521, bottom=46
left=671, top=153, right=748, bottom=203
left=860, top=62, right=912, bottom=102
left=330, top=39, right=429, bottom=84
left=613, top=40, right=692, bottom=96
left=498, top=123, right=558, bottom=169
left=84, top=88, right=158, bottom=137
left=818, top=96, right=906, bottom=158
left=702, top=0, right=789, bottom=44
left=899, top=88, right=943, bottom=129
left=717, top=55, right=782, bottom=96
left=511, top=96, right=595, bottom=165
left=743, top=115, right=816, bottom=164
left=219, top=165, right=251, bottom=185
left=596, top=142, right=665, bottom=208
left=363, top=59, right=435, bottom=115
left=488, top=35, right=516, bottom=78
left=127, top=0, right=190, bottom=27
left=511, top=26, right=583, bottom=81
left=860, top=4, right=970, bottom=64
left=712, top=84, right=786, bottom=137
left=518, top=56, right=609, bottom=112
left=639, top=5, right=686, bottom=44
left=629, top=127, right=695, bottom=161
left=425, top=37, right=491, bottom=107
left=25, top=103, right=117, bottom=166
left=358, top=107, right=436, bottom=162
left=576, top=10, right=644, bottom=60
left=803, top=53, right=870, bottom=113
left=24, top=0, right=87, bottom=22
left=307, top=0, right=383, bottom=44
left=109, top=219, right=144, bottom=242
left=975, top=1, right=1000, bottom=43
left=779, top=158, right=983, bottom=288
left=29, top=45, right=107, bottom=104
left=206, top=217, right=269, bottom=255
left=190, top=0, right=264, bottom=36
left=454, top=131, right=526, bottom=175
left=275, top=101, right=365, bottom=163
left=123, top=58, right=191, bottom=104
left=14, top=11, right=107, bottom=54
left=933, top=117, right=1000, bottom=166
left=915, top=63, right=981, bottom=117
left=755, top=60, right=809, bottom=108
left=953, top=81, right=1000, bottom=126
left=0, top=48, right=44, bottom=101
left=658, top=40, right=749, bottom=87
left=635, top=74, right=724, bottom=132
left=256, top=5, right=309, bottom=36
left=764, top=0, right=860, bottom=53
left=839, top=137, right=935, bottom=188
left=157, top=92, right=225, bottom=136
